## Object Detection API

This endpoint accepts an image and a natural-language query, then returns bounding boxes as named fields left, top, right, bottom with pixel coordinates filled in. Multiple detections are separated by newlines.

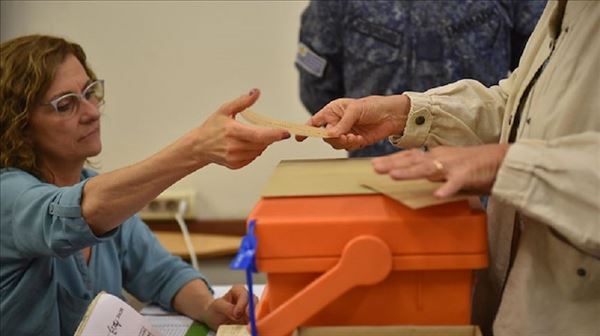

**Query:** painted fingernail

left=282, top=133, right=291, bottom=139
left=248, top=88, right=258, bottom=96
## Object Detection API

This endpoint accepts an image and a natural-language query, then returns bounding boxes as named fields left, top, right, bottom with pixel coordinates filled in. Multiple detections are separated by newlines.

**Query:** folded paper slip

left=361, top=175, right=469, bottom=209
left=240, top=110, right=331, bottom=138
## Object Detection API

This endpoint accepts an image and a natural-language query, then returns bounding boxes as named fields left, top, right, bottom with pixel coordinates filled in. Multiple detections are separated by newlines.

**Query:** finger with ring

left=432, top=159, right=444, bottom=172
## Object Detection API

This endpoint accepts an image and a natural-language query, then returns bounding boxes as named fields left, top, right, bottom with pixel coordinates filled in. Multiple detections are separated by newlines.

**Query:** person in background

left=0, top=35, right=290, bottom=335
left=298, top=1, right=599, bottom=335
left=296, top=0, right=546, bottom=158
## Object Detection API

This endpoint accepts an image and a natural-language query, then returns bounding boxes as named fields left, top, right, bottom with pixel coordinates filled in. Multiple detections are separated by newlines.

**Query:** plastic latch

left=230, top=219, right=258, bottom=336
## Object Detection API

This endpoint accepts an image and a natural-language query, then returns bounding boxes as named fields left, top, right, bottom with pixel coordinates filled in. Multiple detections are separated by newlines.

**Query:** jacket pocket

left=545, top=226, right=600, bottom=301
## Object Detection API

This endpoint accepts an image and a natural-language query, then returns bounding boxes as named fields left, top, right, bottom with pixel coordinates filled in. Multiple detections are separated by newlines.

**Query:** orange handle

left=256, top=235, right=392, bottom=336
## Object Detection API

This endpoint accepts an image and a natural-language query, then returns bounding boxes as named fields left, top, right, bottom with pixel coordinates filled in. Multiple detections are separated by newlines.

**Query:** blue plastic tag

left=230, top=219, right=258, bottom=336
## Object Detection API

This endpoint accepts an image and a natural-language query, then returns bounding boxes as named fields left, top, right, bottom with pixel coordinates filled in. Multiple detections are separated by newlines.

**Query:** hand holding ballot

left=295, top=95, right=411, bottom=150
left=294, top=94, right=510, bottom=197
left=241, top=94, right=510, bottom=198
left=197, top=89, right=291, bottom=169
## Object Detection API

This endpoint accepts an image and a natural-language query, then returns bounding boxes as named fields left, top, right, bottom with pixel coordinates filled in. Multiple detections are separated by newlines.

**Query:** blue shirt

left=296, top=0, right=546, bottom=157
left=0, top=168, right=206, bottom=335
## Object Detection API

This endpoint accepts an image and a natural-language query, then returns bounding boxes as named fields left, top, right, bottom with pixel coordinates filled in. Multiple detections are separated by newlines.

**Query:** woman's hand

left=372, top=144, right=510, bottom=197
left=201, top=285, right=258, bottom=330
left=81, top=89, right=289, bottom=235
left=296, top=94, right=410, bottom=151
left=194, top=89, right=290, bottom=169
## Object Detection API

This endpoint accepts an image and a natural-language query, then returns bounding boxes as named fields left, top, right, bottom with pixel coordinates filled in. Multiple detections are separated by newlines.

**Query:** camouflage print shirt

left=296, top=0, right=546, bottom=157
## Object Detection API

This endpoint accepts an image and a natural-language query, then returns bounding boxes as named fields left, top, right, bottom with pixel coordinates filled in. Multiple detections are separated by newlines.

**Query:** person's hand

left=201, top=285, right=258, bottom=330
left=296, top=94, right=410, bottom=150
left=371, top=144, right=510, bottom=197
left=194, top=89, right=290, bottom=169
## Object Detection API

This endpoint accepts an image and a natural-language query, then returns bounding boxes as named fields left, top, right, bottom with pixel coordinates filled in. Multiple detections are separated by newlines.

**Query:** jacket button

left=415, top=116, right=426, bottom=125
left=576, top=268, right=587, bottom=277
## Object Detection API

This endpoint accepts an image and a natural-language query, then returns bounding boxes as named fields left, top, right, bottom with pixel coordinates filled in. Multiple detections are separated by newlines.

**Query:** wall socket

left=140, top=190, right=197, bottom=220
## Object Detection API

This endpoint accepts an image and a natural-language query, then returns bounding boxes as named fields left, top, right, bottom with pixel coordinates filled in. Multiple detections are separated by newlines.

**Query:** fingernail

left=282, top=133, right=291, bottom=140
left=248, top=88, right=257, bottom=96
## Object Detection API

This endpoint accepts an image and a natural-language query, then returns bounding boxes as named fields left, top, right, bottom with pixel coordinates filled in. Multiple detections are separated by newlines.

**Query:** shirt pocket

left=57, top=283, right=92, bottom=335
left=545, top=227, right=600, bottom=301
left=344, top=17, right=403, bottom=65
left=446, top=4, right=509, bottom=57
left=445, top=4, right=511, bottom=86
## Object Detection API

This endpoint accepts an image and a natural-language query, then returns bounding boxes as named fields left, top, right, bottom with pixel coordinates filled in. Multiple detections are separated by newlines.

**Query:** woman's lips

left=79, top=127, right=99, bottom=141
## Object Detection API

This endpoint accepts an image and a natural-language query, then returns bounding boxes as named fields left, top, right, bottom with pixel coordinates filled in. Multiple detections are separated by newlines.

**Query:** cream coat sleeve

left=493, top=133, right=600, bottom=257
left=390, top=72, right=516, bottom=148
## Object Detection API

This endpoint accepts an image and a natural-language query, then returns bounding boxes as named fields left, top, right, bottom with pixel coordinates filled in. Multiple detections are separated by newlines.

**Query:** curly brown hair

left=0, top=35, right=97, bottom=180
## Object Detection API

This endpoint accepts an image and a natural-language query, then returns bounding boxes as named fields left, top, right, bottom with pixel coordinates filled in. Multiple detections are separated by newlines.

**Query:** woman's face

left=27, top=54, right=102, bottom=170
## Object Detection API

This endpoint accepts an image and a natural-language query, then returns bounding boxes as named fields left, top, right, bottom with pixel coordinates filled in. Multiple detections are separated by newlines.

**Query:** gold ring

left=432, top=159, right=444, bottom=172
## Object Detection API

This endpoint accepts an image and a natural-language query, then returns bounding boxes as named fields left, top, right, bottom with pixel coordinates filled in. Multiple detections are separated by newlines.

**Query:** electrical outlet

left=140, top=190, right=197, bottom=220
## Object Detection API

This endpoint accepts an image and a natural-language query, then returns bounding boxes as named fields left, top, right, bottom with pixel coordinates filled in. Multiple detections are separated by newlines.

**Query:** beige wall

left=1, top=0, right=344, bottom=219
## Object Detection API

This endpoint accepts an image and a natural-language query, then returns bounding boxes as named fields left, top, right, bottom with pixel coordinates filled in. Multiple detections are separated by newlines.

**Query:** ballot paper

left=239, top=110, right=332, bottom=138
left=261, top=158, right=470, bottom=209
left=360, top=175, right=469, bottom=209
left=261, top=158, right=377, bottom=197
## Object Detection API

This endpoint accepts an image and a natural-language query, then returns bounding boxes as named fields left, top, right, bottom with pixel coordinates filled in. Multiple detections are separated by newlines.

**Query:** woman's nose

left=79, top=99, right=102, bottom=121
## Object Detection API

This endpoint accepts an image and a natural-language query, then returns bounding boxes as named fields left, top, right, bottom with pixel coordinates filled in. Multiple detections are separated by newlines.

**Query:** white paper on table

left=136, top=285, right=266, bottom=336
left=75, top=292, right=161, bottom=336
left=145, top=315, right=195, bottom=336
left=141, top=306, right=213, bottom=336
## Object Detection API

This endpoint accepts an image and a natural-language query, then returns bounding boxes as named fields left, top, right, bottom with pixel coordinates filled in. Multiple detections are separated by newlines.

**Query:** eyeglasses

left=43, top=79, right=105, bottom=117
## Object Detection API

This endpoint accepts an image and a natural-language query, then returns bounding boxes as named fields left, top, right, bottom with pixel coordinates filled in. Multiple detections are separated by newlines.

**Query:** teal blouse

left=0, top=168, right=207, bottom=335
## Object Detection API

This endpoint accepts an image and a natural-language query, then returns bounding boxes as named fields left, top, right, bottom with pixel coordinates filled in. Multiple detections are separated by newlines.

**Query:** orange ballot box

left=248, top=159, right=488, bottom=336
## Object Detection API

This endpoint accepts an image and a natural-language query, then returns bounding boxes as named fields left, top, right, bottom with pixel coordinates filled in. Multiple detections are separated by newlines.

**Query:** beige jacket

left=391, top=1, right=600, bottom=335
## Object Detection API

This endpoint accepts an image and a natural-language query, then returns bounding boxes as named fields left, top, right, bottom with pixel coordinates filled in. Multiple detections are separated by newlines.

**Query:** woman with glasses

left=0, top=35, right=290, bottom=335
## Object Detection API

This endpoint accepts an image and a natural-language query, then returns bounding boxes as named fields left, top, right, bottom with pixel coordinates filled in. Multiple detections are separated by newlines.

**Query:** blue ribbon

left=230, top=219, right=258, bottom=336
